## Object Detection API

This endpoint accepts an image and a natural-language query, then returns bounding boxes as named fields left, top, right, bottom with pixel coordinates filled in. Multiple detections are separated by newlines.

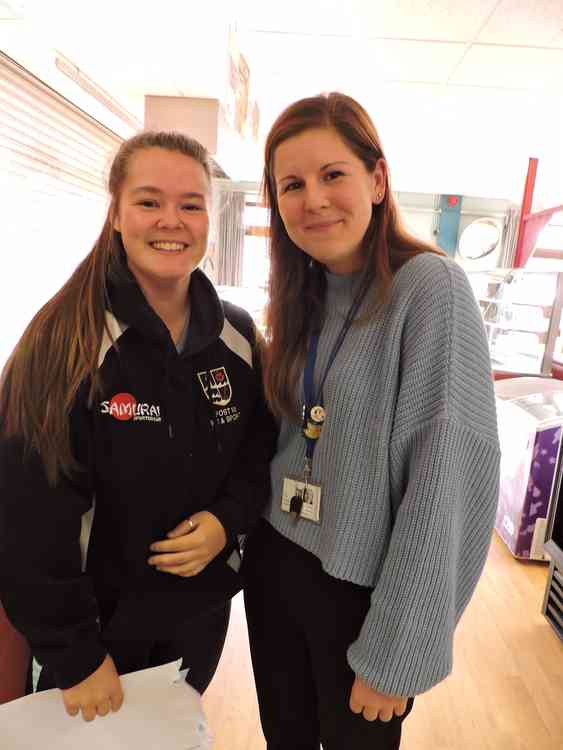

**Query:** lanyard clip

left=290, top=457, right=313, bottom=524
left=304, top=457, right=312, bottom=483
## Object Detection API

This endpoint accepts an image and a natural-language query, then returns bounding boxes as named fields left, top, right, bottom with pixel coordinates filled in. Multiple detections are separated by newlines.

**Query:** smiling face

left=273, top=127, right=386, bottom=274
left=112, top=146, right=210, bottom=295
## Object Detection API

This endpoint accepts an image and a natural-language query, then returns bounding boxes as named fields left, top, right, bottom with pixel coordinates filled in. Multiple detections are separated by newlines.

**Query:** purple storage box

left=495, top=377, right=563, bottom=561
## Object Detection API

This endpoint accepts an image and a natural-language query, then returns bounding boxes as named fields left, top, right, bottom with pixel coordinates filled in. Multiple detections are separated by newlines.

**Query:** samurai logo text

left=100, top=393, right=162, bottom=423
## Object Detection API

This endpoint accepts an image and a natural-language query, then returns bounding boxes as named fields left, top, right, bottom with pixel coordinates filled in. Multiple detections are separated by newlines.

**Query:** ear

left=371, top=158, right=387, bottom=204
left=109, top=203, right=121, bottom=233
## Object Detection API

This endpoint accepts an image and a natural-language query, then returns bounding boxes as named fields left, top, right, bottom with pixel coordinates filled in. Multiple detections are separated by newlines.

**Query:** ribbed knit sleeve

left=347, top=254, right=500, bottom=696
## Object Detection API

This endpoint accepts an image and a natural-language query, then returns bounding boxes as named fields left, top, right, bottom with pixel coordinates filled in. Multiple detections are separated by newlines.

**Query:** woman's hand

left=349, top=676, right=408, bottom=722
left=148, top=511, right=227, bottom=577
left=62, top=654, right=123, bottom=722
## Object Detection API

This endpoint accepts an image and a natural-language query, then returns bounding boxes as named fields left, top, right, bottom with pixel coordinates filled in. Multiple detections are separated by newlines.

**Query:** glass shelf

left=467, top=268, right=562, bottom=376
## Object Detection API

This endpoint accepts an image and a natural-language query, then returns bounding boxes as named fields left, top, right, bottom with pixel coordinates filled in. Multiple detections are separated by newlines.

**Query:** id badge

left=281, top=477, right=322, bottom=523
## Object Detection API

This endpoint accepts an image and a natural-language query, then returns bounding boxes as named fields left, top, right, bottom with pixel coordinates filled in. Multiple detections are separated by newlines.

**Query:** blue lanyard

left=302, top=280, right=369, bottom=466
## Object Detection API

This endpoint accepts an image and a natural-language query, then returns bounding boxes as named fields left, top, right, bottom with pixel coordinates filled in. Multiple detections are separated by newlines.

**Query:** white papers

left=0, top=661, right=212, bottom=749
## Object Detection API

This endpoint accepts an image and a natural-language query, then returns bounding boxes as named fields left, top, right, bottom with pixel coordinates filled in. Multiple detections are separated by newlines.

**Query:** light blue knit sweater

left=264, top=252, right=500, bottom=697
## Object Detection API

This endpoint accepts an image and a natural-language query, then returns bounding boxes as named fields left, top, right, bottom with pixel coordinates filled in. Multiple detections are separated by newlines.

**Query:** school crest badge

left=197, top=367, right=232, bottom=407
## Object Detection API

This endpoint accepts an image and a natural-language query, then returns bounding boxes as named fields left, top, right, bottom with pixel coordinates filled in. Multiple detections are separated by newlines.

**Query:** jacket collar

left=106, top=266, right=224, bottom=356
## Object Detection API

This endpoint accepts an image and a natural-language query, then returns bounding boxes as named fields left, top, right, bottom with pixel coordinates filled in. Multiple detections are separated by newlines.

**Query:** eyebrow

left=277, top=161, right=350, bottom=183
left=131, top=186, right=206, bottom=200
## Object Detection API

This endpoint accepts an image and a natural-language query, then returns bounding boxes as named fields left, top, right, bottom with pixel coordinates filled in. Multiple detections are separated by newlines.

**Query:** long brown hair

left=262, top=92, right=444, bottom=419
left=0, top=131, right=211, bottom=485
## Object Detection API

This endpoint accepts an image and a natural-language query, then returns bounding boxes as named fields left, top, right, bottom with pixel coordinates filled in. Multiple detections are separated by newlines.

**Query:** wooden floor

left=202, top=532, right=563, bottom=750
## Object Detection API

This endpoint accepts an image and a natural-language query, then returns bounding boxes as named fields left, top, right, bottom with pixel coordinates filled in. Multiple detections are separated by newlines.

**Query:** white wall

left=0, top=164, right=108, bottom=369
left=370, top=84, right=563, bottom=209
left=255, top=81, right=563, bottom=208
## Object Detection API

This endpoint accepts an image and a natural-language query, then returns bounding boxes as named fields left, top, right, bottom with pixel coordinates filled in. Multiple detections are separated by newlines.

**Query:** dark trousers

left=243, top=521, right=414, bottom=750
left=32, top=600, right=230, bottom=696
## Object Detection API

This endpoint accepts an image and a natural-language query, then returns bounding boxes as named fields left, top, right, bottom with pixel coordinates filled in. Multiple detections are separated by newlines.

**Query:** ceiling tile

left=378, top=39, right=466, bottom=82
left=479, top=0, right=563, bottom=47
left=237, top=32, right=384, bottom=85
left=235, top=0, right=499, bottom=42
left=450, top=44, right=563, bottom=89
left=238, top=32, right=465, bottom=88
left=359, top=0, right=500, bottom=41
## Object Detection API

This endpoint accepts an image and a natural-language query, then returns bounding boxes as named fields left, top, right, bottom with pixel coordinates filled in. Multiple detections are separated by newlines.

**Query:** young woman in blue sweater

left=242, top=93, right=500, bottom=750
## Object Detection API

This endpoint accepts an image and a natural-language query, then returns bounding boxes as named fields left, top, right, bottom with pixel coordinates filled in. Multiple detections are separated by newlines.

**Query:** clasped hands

left=62, top=512, right=227, bottom=722
left=148, top=510, right=227, bottom=577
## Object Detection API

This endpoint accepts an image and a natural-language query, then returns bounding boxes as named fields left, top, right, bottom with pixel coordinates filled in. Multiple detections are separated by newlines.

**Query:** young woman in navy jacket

left=0, top=131, right=275, bottom=722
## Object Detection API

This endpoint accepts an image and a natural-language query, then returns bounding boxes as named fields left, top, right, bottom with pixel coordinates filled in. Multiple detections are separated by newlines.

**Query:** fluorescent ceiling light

left=55, top=53, right=141, bottom=130
left=0, top=1, right=25, bottom=19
